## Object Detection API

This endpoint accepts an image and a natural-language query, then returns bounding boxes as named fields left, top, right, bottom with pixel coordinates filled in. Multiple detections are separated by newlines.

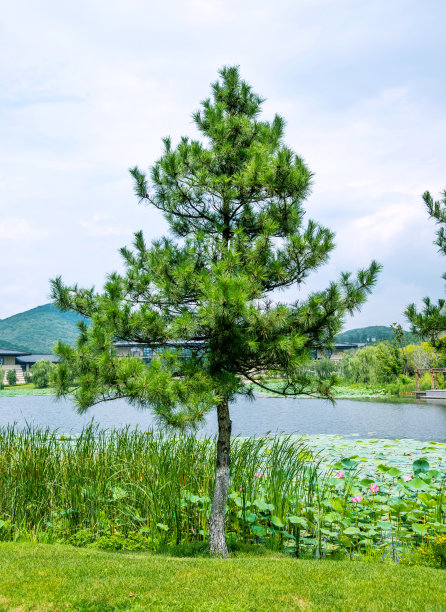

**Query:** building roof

left=114, top=340, right=203, bottom=347
left=16, top=354, right=59, bottom=364
left=334, top=343, right=366, bottom=349
left=0, top=348, right=30, bottom=356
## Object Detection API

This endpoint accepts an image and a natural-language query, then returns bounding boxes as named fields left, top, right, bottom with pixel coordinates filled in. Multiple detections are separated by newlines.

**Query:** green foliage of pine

left=405, top=189, right=446, bottom=345
left=0, top=304, right=84, bottom=353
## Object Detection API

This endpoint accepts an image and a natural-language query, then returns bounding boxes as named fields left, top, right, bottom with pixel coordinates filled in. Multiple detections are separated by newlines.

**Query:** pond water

left=1, top=394, right=446, bottom=441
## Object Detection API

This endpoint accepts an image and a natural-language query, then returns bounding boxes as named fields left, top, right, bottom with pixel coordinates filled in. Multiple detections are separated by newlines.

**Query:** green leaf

left=156, top=523, right=169, bottom=531
left=408, top=476, right=428, bottom=491
left=359, top=478, right=374, bottom=487
left=254, top=499, right=273, bottom=512
left=413, top=458, right=430, bottom=474
left=378, top=522, right=392, bottom=531
left=343, top=526, right=360, bottom=535
left=271, top=516, right=284, bottom=528
left=330, top=499, right=345, bottom=514
left=341, top=457, right=358, bottom=470
left=412, top=523, right=427, bottom=536
left=110, top=486, right=127, bottom=501
left=324, top=512, right=342, bottom=523
left=386, top=467, right=402, bottom=478
left=286, top=516, right=307, bottom=528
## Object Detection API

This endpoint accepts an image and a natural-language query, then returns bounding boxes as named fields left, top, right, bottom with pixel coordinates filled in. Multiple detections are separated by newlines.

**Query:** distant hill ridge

left=0, top=304, right=84, bottom=354
left=336, top=325, right=417, bottom=345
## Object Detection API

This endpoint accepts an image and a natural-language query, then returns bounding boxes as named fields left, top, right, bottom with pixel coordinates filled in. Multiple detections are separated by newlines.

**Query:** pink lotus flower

left=254, top=471, right=263, bottom=478
left=369, top=484, right=380, bottom=493
left=351, top=496, right=363, bottom=503
left=403, top=475, right=412, bottom=482
left=335, top=471, right=345, bottom=478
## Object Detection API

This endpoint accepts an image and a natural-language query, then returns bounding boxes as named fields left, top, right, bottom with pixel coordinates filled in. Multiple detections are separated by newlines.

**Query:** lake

left=1, top=394, right=446, bottom=441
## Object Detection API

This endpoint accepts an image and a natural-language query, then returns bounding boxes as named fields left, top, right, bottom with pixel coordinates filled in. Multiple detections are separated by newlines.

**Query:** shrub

left=6, top=370, right=17, bottom=386
left=30, top=359, right=56, bottom=388
left=0, top=519, right=13, bottom=541
left=431, top=534, right=446, bottom=567
left=0, top=368, right=4, bottom=390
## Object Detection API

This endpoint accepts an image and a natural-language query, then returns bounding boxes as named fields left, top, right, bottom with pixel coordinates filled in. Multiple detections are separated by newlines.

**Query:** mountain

left=336, top=325, right=418, bottom=345
left=0, top=304, right=84, bottom=353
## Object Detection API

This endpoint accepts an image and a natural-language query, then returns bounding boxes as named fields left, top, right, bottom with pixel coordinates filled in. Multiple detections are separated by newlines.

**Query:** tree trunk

left=209, top=396, right=232, bottom=557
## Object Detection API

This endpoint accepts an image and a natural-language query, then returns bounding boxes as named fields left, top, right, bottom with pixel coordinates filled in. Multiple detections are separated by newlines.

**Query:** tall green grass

left=0, top=425, right=322, bottom=552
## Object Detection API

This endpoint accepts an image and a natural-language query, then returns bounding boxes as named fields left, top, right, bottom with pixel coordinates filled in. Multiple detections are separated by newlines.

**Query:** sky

left=1, top=0, right=446, bottom=330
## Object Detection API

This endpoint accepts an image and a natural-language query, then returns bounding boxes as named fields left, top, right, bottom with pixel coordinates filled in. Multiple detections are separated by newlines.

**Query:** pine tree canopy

left=406, top=189, right=446, bottom=346
left=51, top=66, right=380, bottom=428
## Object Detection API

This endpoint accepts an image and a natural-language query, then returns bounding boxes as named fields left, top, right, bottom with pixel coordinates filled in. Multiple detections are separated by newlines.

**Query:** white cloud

left=0, top=218, right=47, bottom=242
left=80, top=214, right=133, bottom=237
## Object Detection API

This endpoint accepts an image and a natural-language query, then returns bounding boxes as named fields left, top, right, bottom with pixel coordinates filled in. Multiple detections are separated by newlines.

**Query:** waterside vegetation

left=0, top=426, right=444, bottom=569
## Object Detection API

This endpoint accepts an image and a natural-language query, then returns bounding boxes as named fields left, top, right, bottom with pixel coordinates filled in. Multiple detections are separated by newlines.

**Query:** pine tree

left=406, top=189, right=446, bottom=345
left=51, top=66, right=380, bottom=556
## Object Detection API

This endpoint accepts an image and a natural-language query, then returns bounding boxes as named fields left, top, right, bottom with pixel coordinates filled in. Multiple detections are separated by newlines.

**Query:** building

left=115, top=341, right=199, bottom=362
left=115, top=341, right=364, bottom=363
left=314, top=342, right=366, bottom=361
left=0, top=348, right=59, bottom=384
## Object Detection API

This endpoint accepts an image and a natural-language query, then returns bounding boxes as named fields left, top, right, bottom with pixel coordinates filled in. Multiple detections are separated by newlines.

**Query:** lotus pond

left=0, top=426, right=444, bottom=565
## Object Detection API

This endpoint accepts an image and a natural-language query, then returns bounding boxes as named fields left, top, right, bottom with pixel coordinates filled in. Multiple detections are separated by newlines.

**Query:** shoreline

left=0, top=387, right=414, bottom=400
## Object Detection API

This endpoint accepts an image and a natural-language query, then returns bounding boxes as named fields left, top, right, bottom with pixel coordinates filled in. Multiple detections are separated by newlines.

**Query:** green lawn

left=0, top=543, right=444, bottom=611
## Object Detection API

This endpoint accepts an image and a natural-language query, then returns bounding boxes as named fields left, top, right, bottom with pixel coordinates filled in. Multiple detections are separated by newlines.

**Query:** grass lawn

left=0, top=543, right=444, bottom=611
left=0, top=383, right=56, bottom=396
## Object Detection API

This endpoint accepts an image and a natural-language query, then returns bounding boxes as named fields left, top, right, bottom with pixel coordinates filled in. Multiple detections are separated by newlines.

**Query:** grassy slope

left=0, top=304, right=84, bottom=353
left=0, top=543, right=444, bottom=611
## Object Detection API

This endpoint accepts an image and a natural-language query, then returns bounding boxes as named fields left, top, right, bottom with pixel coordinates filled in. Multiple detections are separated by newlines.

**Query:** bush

left=6, top=370, right=16, bottom=386
left=0, top=519, right=13, bottom=542
left=0, top=368, right=4, bottom=390
left=406, top=534, right=446, bottom=568
left=30, top=359, right=56, bottom=388
left=431, top=534, right=446, bottom=567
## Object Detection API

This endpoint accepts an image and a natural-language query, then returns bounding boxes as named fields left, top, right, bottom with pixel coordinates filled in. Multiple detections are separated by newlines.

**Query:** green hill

left=336, top=325, right=418, bottom=345
left=0, top=304, right=84, bottom=353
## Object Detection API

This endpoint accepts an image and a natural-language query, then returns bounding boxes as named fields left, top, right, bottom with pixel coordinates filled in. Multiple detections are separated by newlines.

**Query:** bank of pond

left=0, top=425, right=444, bottom=568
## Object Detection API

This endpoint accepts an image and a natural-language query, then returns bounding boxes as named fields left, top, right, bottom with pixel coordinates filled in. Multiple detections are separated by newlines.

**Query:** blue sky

left=1, top=0, right=445, bottom=329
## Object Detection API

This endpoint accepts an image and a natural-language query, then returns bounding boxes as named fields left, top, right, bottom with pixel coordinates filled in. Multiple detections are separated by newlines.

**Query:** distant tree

left=6, top=370, right=17, bottom=386
left=30, top=359, right=56, bottom=389
left=405, top=342, right=439, bottom=374
left=406, top=190, right=446, bottom=345
left=375, top=342, right=404, bottom=382
left=312, top=357, right=341, bottom=379
left=342, top=342, right=404, bottom=384
left=391, top=323, right=408, bottom=374
left=50, top=66, right=380, bottom=556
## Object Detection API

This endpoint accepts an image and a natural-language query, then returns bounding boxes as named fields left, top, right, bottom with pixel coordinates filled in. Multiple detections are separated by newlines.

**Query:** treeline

left=312, top=341, right=444, bottom=389
left=341, top=342, right=442, bottom=384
